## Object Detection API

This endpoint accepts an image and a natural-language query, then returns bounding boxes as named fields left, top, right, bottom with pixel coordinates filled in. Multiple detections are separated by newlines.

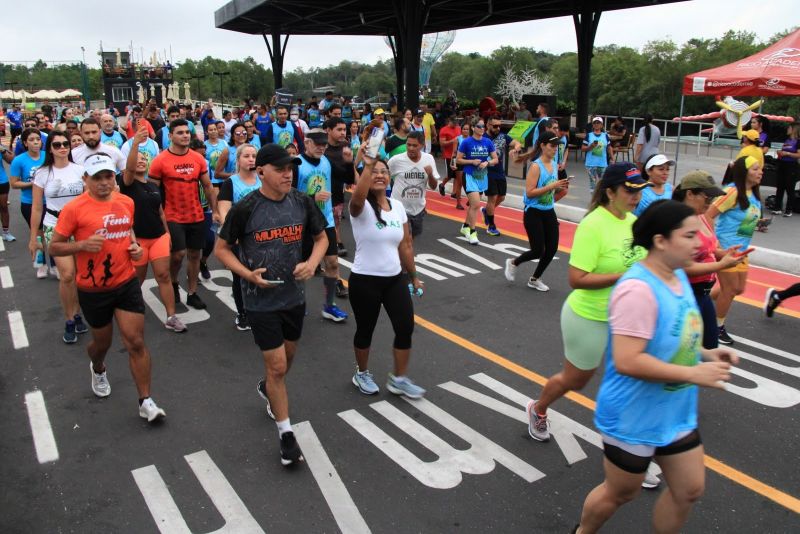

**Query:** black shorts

left=10, top=126, right=22, bottom=137
left=168, top=221, right=206, bottom=252
left=0, top=182, right=9, bottom=195
left=248, top=304, right=306, bottom=351
left=324, top=226, right=337, bottom=256
left=446, top=158, right=456, bottom=179
left=407, top=210, right=425, bottom=237
left=487, top=178, right=507, bottom=197
left=603, top=429, right=702, bottom=474
left=77, top=277, right=146, bottom=328
left=20, top=203, right=43, bottom=230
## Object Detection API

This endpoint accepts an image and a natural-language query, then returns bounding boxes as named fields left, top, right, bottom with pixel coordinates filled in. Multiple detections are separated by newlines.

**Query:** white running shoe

left=49, top=265, right=60, bottom=279
left=139, top=398, right=166, bottom=422
left=527, top=277, right=549, bottom=292
left=90, top=362, right=111, bottom=398
left=468, top=230, right=479, bottom=245
left=642, top=470, right=660, bottom=489
left=36, top=264, right=49, bottom=279
left=504, top=258, right=517, bottom=282
left=2, top=231, right=16, bottom=242
left=459, top=226, right=471, bottom=238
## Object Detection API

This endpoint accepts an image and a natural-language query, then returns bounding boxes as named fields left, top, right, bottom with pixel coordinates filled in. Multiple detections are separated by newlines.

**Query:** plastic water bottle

left=33, top=236, right=45, bottom=268
left=365, top=125, right=385, bottom=158
left=408, top=283, right=424, bottom=298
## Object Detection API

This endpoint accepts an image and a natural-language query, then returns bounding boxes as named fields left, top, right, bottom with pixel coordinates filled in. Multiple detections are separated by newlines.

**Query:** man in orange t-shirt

left=437, top=115, right=463, bottom=209
left=50, top=153, right=166, bottom=422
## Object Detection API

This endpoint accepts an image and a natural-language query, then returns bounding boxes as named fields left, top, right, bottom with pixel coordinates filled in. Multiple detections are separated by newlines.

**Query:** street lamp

left=182, top=73, right=206, bottom=101
left=80, top=46, right=89, bottom=110
left=212, top=71, right=230, bottom=114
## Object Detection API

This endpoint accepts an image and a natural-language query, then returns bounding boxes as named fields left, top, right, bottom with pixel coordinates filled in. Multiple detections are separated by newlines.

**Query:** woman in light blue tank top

left=575, top=200, right=739, bottom=534
left=215, top=123, right=247, bottom=183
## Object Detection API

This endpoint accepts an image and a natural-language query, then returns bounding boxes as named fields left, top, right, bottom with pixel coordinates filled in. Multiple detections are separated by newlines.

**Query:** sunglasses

left=474, top=123, right=485, bottom=128
left=234, top=131, right=247, bottom=136
left=51, top=141, right=71, bottom=149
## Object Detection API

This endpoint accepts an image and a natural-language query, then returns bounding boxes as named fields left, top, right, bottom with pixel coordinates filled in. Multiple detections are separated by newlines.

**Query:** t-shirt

left=712, top=186, right=761, bottom=249
left=148, top=149, right=209, bottom=224
left=101, top=130, right=126, bottom=149
left=325, top=144, right=356, bottom=206
left=120, top=138, right=160, bottom=176
left=218, top=189, right=327, bottom=312
left=458, top=136, right=496, bottom=180
left=125, top=119, right=154, bottom=140
left=33, top=163, right=85, bottom=226
left=218, top=174, right=260, bottom=205
left=54, top=192, right=137, bottom=291
left=351, top=198, right=408, bottom=277
left=779, top=138, right=799, bottom=162
left=636, top=125, right=661, bottom=164
left=486, top=132, right=513, bottom=180
left=295, top=154, right=334, bottom=228
left=438, top=125, right=461, bottom=160
left=8, top=110, right=23, bottom=128
left=583, top=131, right=611, bottom=168
left=421, top=113, right=436, bottom=142
left=118, top=179, right=165, bottom=239
left=385, top=134, right=408, bottom=159
left=388, top=152, right=439, bottom=216
left=633, top=183, right=673, bottom=217
left=254, top=113, right=272, bottom=139
left=566, top=207, right=646, bottom=322
left=72, top=143, right=126, bottom=171
left=204, top=139, right=228, bottom=184
left=735, top=144, right=764, bottom=168
left=10, top=152, right=46, bottom=204
left=223, top=118, right=237, bottom=139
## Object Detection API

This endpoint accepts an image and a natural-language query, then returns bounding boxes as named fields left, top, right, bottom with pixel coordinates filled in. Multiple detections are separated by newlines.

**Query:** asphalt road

left=1, top=195, right=799, bottom=533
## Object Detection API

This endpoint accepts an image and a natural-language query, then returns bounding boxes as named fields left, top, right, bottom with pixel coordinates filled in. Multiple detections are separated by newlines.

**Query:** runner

left=15, top=116, right=48, bottom=155
left=0, top=141, right=15, bottom=241
left=437, top=115, right=461, bottom=208
left=387, top=131, right=439, bottom=239
left=706, top=156, right=762, bottom=345
left=49, top=153, right=167, bottom=422
left=9, top=128, right=48, bottom=278
left=385, top=117, right=410, bottom=159
left=504, top=133, right=568, bottom=291
left=71, top=119, right=126, bottom=171
left=28, top=131, right=88, bottom=342
left=253, top=104, right=272, bottom=141
left=572, top=199, right=738, bottom=534
left=764, top=284, right=800, bottom=317
left=100, top=113, right=126, bottom=149
left=633, top=154, right=675, bottom=216
left=216, top=144, right=328, bottom=465
left=582, top=117, right=614, bottom=193
left=120, top=125, right=186, bottom=333
left=294, top=128, right=349, bottom=322
left=204, top=122, right=228, bottom=187
left=348, top=154, right=426, bottom=398
left=216, top=144, right=261, bottom=330
left=243, top=119, right=262, bottom=149
left=456, top=120, right=498, bottom=245
left=214, top=122, right=247, bottom=182
left=323, top=118, right=355, bottom=266
left=262, top=106, right=304, bottom=150
left=148, top=119, right=218, bottom=310
left=189, top=139, right=217, bottom=281
left=483, top=114, right=521, bottom=236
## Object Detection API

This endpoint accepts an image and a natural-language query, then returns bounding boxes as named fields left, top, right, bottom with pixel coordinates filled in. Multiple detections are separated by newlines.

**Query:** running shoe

left=455, top=203, right=464, bottom=210
left=438, top=183, right=445, bottom=196
left=784, top=211, right=793, bottom=217
left=200, top=261, right=211, bottom=280
left=486, top=225, right=500, bottom=236
left=36, top=264, right=48, bottom=279
left=337, top=242, right=348, bottom=257
left=165, top=315, right=188, bottom=333
left=527, top=277, right=549, bottom=292
left=386, top=374, right=426, bottom=399
left=63, top=320, right=77, bottom=344
left=90, top=362, right=111, bottom=398
left=73, top=314, right=88, bottom=334
left=718, top=325, right=734, bottom=345
left=771, top=209, right=783, bottom=215
left=526, top=399, right=550, bottom=441
left=49, top=265, right=60, bottom=279
left=336, top=279, right=349, bottom=298
left=481, top=207, right=488, bottom=226
left=322, top=304, right=348, bottom=322
left=764, top=288, right=780, bottom=318
left=468, top=230, right=479, bottom=245
left=642, top=470, right=660, bottom=489
left=138, top=398, right=166, bottom=422
left=186, top=292, right=207, bottom=310
left=459, top=226, right=471, bottom=238
left=352, top=369, right=379, bottom=395
left=280, top=431, right=303, bottom=466
left=172, top=282, right=181, bottom=304
left=504, top=258, right=517, bottom=282
left=235, top=313, right=251, bottom=331
left=256, top=379, right=276, bottom=420
left=2, top=231, right=15, bottom=242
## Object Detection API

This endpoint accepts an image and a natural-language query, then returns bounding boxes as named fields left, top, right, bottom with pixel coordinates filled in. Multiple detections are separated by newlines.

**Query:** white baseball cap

left=83, top=153, right=117, bottom=176
left=644, top=154, right=676, bottom=170
left=591, top=116, right=604, bottom=123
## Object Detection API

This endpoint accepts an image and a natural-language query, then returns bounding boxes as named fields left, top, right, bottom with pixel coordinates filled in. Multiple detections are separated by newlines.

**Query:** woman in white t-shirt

left=28, top=131, right=88, bottom=343
left=348, top=154, right=426, bottom=399
left=634, top=114, right=661, bottom=170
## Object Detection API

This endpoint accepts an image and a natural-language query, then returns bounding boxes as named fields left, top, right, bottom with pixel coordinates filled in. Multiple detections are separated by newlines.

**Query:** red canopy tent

left=673, top=28, right=800, bottom=180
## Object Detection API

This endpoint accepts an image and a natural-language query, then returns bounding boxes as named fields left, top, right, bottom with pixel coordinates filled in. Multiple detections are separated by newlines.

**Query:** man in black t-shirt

left=215, top=144, right=328, bottom=467
left=323, top=117, right=355, bottom=265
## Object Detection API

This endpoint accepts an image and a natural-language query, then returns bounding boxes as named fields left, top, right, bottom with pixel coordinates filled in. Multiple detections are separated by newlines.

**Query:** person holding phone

left=582, top=117, right=614, bottom=192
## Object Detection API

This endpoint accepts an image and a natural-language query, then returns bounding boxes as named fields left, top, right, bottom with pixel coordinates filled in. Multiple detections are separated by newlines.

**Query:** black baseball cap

left=599, top=162, right=651, bottom=191
left=540, top=133, right=561, bottom=145
left=255, top=144, right=301, bottom=167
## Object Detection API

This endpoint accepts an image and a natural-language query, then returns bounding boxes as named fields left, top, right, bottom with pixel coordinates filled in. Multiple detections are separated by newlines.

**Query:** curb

left=501, top=193, right=800, bottom=275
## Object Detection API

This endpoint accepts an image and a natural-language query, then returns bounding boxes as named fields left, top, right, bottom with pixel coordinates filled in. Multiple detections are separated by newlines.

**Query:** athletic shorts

left=602, top=429, right=702, bottom=474
left=464, top=174, right=487, bottom=195
left=168, top=220, right=205, bottom=252
left=20, top=203, right=43, bottom=230
left=0, top=182, right=9, bottom=195
left=561, top=300, right=608, bottom=370
left=324, top=227, right=338, bottom=256
left=77, top=277, right=145, bottom=328
left=133, top=233, right=171, bottom=266
left=248, top=303, right=306, bottom=351
left=407, top=210, right=425, bottom=237
left=720, top=255, right=749, bottom=273
left=487, top=178, right=507, bottom=197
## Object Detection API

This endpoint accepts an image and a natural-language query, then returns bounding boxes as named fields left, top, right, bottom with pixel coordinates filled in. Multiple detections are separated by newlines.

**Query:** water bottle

left=211, top=221, right=221, bottom=234
left=365, top=125, right=385, bottom=158
left=33, top=236, right=45, bottom=268
left=408, top=283, right=424, bottom=298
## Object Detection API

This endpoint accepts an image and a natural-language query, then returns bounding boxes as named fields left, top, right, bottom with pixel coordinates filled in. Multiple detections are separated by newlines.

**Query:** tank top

left=230, top=174, right=261, bottom=204
left=524, top=158, right=557, bottom=211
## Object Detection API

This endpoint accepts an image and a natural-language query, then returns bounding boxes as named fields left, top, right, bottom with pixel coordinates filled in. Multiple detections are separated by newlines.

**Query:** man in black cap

left=215, top=144, right=328, bottom=466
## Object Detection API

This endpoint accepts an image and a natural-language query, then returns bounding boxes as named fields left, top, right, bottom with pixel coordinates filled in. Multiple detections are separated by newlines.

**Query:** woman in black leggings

left=504, top=133, right=569, bottom=291
left=348, top=151, right=425, bottom=399
left=764, top=284, right=800, bottom=317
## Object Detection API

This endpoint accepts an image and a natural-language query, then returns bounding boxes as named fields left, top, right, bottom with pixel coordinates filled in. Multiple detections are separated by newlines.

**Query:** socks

left=276, top=418, right=292, bottom=437
left=323, top=276, right=336, bottom=307
left=716, top=316, right=726, bottom=327
left=487, top=214, right=495, bottom=225
left=462, top=223, right=469, bottom=229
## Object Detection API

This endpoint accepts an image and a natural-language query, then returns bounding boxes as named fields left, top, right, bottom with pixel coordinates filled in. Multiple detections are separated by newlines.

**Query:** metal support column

left=264, top=31, right=290, bottom=90
left=573, top=7, right=601, bottom=130
left=393, top=0, right=427, bottom=112
left=387, top=34, right=405, bottom=110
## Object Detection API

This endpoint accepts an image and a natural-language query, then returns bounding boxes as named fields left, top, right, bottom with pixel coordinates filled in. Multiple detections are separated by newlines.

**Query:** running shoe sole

left=256, top=380, right=275, bottom=420
left=322, top=310, right=347, bottom=322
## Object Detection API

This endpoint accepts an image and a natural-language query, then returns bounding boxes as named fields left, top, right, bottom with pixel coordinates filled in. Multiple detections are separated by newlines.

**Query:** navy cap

left=599, top=162, right=651, bottom=191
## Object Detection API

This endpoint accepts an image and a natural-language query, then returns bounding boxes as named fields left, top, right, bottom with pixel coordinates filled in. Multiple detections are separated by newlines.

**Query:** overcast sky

left=4, top=1, right=796, bottom=70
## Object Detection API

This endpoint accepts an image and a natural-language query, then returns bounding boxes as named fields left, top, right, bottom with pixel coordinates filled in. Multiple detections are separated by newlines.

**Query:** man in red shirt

left=437, top=115, right=464, bottom=209
left=49, top=154, right=166, bottom=422
left=149, top=119, right=218, bottom=309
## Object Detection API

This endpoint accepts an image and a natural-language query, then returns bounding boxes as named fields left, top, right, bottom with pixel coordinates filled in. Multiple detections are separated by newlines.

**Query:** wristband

left=408, top=271, right=418, bottom=279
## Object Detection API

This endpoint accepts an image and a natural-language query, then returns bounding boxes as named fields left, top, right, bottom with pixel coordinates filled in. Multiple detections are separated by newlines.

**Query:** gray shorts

left=407, top=209, right=426, bottom=237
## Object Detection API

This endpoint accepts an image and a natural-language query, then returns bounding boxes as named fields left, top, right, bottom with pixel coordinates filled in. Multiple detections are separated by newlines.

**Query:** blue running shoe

left=486, top=225, right=500, bottom=236
left=322, top=304, right=348, bottom=322
left=481, top=206, right=488, bottom=226
left=352, top=369, right=379, bottom=395
left=63, top=320, right=77, bottom=344
left=73, top=314, right=88, bottom=334
left=386, top=374, right=426, bottom=399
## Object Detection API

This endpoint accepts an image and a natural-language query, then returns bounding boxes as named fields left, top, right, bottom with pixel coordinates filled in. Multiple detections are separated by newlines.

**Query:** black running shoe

left=438, top=183, right=445, bottom=196
left=280, top=431, right=303, bottom=466
left=336, top=279, right=349, bottom=298
left=337, top=242, right=348, bottom=257
left=186, top=292, right=207, bottom=310
left=200, top=261, right=211, bottom=280
left=718, top=325, right=734, bottom=345
left=763, top=288, right=780, bottom=318
left=256, top=379, right=275, bottom=420
left=235, top=313, right=251, bottom=331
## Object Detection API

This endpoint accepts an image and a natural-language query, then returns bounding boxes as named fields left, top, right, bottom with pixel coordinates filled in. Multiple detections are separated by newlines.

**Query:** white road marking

left=0, top=265, right=13, bottom=288
left=8, top=310, right=29, bottom=349
left=0, top=237, right=5, bottom=252
left=294, top=421, right=372, bottom=534
left=731, top=334, right=800, bottom=366
left=25, top=391, right=59, bottom=464
left=437, top=238, right=502, bottom=269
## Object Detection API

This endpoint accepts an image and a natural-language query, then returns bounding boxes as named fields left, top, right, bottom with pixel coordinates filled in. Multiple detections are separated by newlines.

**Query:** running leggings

left=348, top=272, right=414, bottom=350
left=777, top=283, right=800, bottom=302
left=513, top=208, right=559, bottom=279
left=202, top=211, right=216, bottom=259
left=692, top=286, right=718, bottom=350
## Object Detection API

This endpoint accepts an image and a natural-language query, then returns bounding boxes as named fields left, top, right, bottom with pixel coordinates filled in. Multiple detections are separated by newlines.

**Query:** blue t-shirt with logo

left=254, top=113, right=272, bottom=139
left=10, top=152, right=46, bottom=204
left=101, top=130, right=125, bottom=149
left=296, top=155, right=333, bottom=228
left=205, top=139, right=228, bottom=184
left=583, top=131, right=611, bottom=168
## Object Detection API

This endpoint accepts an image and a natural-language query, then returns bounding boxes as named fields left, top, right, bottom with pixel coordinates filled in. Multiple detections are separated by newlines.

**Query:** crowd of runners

left=2, top=94, right=795, bottom=533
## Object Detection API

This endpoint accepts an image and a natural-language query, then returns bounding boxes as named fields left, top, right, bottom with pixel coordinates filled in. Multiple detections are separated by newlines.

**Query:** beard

left=85, top=138, right=100, bottom=149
